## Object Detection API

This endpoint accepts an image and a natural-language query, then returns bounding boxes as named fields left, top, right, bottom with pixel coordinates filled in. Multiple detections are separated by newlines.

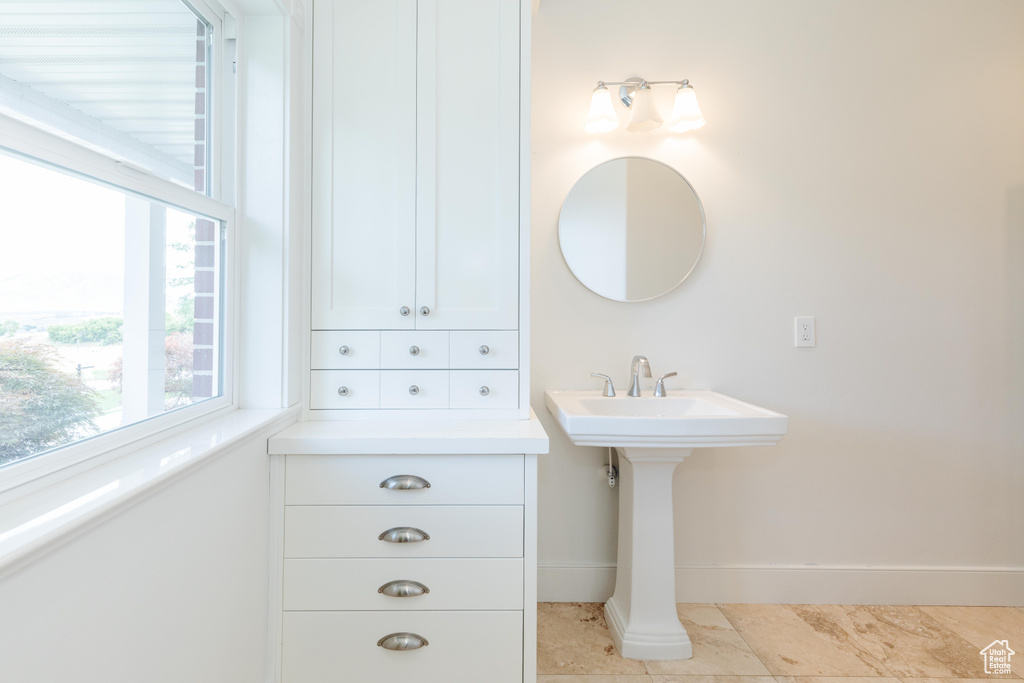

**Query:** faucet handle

left=654, top=372, right=677, bottom=397
left=590, top=372, right=616, bottom=397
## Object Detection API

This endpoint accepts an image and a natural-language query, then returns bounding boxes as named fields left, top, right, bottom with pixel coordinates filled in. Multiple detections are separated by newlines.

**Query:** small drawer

left=285, top=454, right=524, bottom=505
left=381, top=331, right=450, bottom=369
left=310, top=331, right=380, bottom=369
left=284, top=505, right=523, bottom=558
left=381, top=370, right=449, bottom=409
left=310, top=370, right=380, bottom=409
left=450, top=370, right=518, bottom=410
left=283, top=611, right=523, bottom=683
left=449, top=331, right=518, bottom=369
left=283, top=558, right=523, bottom=611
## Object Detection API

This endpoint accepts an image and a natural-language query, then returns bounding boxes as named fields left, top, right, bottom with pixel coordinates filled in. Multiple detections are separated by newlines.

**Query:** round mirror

left=558, top=157, right=705, bottom=302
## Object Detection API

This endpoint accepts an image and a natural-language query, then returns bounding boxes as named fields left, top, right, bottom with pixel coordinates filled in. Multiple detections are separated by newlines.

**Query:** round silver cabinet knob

left=409, top=345, right=420, bottom=356
left=419, top=306, right=430, bottom=316
left=409, top=385, right=420, bottom=395
left=338, top=345, right=350, bottom=356
left=479, top=345, right=490, bottom=355
left=337, top=386, right=349, bottom=396
left=479, top=386, right=490, bottom=396
left=399, top=306, right=411, bottom=316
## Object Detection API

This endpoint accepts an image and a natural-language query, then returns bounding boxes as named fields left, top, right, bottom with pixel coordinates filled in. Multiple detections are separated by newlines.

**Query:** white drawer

left=284, top=505, right=523, bottom=558
left=283, top=558, right=523, bottom=611
left=380, top=370, right=449, bottom=409
left=450, top=370, right=518, bottom=410
left=310, top=370, right=380, bottom=409
left=310, top=331, right=380, bottom=369
left=450, top=331, right=518, bottom=369
left=285, top=454, right=524, bottom=505
left=381, top=331, right=450, bottom=369
left=283, top=611, right=522, bottom=683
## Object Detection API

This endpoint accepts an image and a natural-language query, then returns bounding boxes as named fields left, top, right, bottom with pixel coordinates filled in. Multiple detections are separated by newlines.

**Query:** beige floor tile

left=898, top=679, right=1013, bottom=683
left=649, top=676, right=777, bottom=683
left=815, top=605, right=1013, bottom=679
left=918, top=606, right=1024, bottom=651
left=538, top=602, right=648, bottom=675
left=538, top=677, right=652, bottom=682
left=774, top=678, right=902, bottom=683
left=643, top=604, right=772, bottom=676
left=717, top=604, right=893, bottom=676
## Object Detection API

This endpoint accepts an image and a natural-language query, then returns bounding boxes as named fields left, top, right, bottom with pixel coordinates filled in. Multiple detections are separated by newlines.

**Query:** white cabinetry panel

left=380, top=370, right=450, bottom=409
left=380, top=331, right=450, bottom=369
left=282, top=611, right=523, bottom=683
left=450, top=330, right=518, bottom=369
left=415, top=0, right=520, bottom=331
left=284, top=505, right=523, bottom=558
left=285, top=453, right=524, bottom=505
left=450, top=370, right=518, bottom=410
left=309, top=370, right=380, bottom=409
left=310, top=331, right=381, bottom=369
left=283, top=558, right=523, bottom=611
left=311, top=0, right=417, bottom=330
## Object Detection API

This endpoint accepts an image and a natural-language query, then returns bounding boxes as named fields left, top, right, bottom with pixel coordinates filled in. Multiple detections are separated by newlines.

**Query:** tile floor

left=538, top=603, right=1024, bottom=682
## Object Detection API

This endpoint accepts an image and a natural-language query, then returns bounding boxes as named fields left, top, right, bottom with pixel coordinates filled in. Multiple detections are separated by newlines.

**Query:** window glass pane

left=0, top=1, right=213, bottom=193
left=0, top=149, right=224, bottom=469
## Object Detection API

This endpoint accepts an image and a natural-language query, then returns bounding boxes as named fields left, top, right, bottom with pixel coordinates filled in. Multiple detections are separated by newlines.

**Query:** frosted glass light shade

left=626, top=85, right=663, bottom=132
left=667, top=83, right=706, bottom=132
left=585, top=85, right=619, bottom=133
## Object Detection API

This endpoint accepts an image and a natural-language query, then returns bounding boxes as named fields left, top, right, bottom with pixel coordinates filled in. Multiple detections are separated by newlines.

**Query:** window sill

left=0, top=406, right=299, bottom=578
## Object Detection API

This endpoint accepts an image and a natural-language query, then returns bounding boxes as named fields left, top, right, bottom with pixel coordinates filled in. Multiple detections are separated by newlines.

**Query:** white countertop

left=268, top=411, right=549, bottom=455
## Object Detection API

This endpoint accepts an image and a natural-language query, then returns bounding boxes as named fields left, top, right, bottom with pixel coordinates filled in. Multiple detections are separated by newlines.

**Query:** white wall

left=532, top=0, right=1024, bottom=603
left=0, top=434, right=272, bottom=683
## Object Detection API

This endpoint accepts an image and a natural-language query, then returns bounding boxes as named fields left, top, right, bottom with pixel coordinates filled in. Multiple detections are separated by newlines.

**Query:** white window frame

left=0, top=0, right=238, bottom=495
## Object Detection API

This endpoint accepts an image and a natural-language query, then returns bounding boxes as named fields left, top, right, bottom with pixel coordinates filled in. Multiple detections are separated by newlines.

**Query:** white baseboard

left=538, top=563, right=1024, bottom=606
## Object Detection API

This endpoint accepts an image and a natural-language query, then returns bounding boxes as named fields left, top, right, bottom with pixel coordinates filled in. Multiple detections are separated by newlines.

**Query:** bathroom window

left=0, top=0, right=234, bottom=482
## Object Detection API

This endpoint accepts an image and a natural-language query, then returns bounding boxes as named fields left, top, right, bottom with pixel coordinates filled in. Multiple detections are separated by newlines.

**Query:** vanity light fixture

left=585, top=77, right=705, bottom=133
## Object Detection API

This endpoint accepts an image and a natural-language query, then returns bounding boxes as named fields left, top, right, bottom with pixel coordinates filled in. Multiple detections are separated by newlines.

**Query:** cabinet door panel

left=416, top=0, right=520, bottom=330
left=312, top=0, right=417, bottom=330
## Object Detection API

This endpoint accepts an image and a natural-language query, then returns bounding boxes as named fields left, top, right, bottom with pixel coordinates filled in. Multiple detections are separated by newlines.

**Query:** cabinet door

left=415, top=0, right=520, bottom=330
left=311, top=0, right=417, bottom=330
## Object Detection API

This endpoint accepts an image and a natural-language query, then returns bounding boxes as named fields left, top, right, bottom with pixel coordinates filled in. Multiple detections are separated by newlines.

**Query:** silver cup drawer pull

left=379, top=474, right=431, bottom=490
left=378, top=526, right=430, bottom=543
left=378, top=580, right=430, bottom=598
left=377, top=632, right=429, bottom=651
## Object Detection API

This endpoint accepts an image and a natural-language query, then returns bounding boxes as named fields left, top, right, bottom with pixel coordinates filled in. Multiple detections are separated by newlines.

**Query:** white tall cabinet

left=274, top=2, right=544, bottom=682
left=312, top=0, right=521, bottom=334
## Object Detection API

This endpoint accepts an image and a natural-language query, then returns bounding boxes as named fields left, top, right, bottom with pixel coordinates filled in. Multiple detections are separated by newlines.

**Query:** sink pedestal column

left=605, top=447, right=693, bottom=661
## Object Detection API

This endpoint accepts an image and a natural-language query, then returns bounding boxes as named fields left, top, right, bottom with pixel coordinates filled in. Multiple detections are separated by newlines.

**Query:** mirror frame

left=557, top=156, right=706, bottom=303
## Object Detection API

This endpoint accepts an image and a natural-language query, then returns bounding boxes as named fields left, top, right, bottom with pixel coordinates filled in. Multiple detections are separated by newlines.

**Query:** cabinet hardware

left=379, top=527, right=430, bottom=543
left=479, top=345, right=490, bottom=355
left=379, top=474, right=431, bottom=490
left=409, top=345, right=420, bottom=356
left=337, top=386, right=349, bottom=396
left=338, top=345, right=350, bottom=355
left=409, top=385, right=420, bottom=395
left=479, top=386, right=490, bottom=396
left=399, top=306, right=411, bottom=316
left=378, top=580, right=430, bottom=597
left=419, top=306, right=431, bottom=316
left=377, top=632, right=429, bottom=651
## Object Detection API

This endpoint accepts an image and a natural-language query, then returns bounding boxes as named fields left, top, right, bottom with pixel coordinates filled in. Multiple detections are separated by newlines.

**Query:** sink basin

left=545, top=387, right=788, bottom=661
left=545, top=389, right=788, bottom=448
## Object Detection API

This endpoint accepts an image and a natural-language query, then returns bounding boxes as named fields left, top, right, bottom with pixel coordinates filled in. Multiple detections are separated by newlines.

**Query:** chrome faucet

left=627, top=355, right=652, bottom=397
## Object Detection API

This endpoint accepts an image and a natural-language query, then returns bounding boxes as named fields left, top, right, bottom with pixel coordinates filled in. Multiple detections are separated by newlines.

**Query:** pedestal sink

left=544, top=389, right=788, bottom=660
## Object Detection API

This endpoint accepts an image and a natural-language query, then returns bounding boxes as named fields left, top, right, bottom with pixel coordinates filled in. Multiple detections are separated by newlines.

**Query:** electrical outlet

left=795, top=316, right=815, bottom=347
